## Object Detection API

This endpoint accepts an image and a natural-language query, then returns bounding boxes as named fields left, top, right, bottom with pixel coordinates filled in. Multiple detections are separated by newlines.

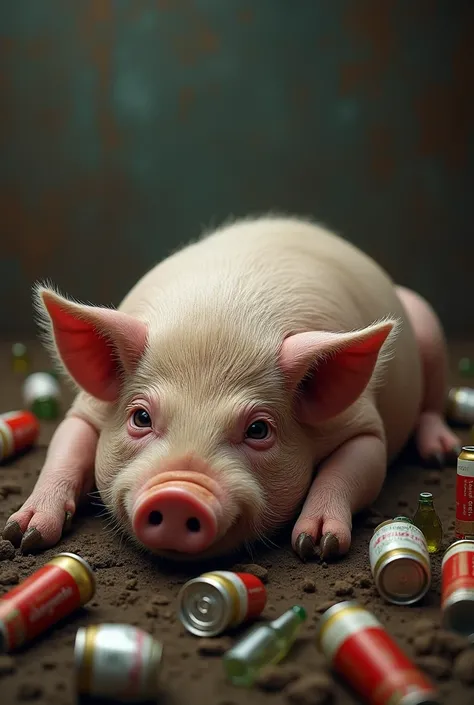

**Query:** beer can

left=0, top=552, right=95, bottom=651
left=316, top=601, right=439, bottom=705
left=23, top=372, right=61, bottom=420
left=0, top=410, right=40, bottom=463
left=441, top=539, right=474, bottom=641
left=75, top=624, right=163, bottom=702
left=178, top=570, right=267, bottom=637
left=369, top=519, right=431, bottom=605
left=455, top=446, right=474, bottom=539
left=447, top=387, right=474, bottom=426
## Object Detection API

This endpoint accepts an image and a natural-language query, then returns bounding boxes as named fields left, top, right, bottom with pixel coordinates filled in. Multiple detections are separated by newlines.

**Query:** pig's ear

left=279, top=320, right=396, bottom=424
left=34, top=285, right=148, bottom=403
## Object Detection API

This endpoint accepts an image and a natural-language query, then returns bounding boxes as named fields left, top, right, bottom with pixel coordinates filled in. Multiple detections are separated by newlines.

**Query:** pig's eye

left=245, top=420, right=270, bottom=440
left=131, top=408, right=152, bottom=428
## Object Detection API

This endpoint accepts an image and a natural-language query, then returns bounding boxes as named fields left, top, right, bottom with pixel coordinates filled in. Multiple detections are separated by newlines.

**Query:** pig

left=2, top=216, right=461, bottom=560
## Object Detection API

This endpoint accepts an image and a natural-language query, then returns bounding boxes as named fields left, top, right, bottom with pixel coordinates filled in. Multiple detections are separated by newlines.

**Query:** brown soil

left=1, top=340, right=474, bottom=705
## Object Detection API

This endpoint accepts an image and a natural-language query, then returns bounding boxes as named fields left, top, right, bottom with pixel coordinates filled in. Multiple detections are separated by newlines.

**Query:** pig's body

left=3, top=217, right=459, bottom=559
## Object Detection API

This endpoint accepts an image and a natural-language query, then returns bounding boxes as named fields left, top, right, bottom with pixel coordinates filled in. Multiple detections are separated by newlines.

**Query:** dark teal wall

left=1, top=1, right=473, bottom=335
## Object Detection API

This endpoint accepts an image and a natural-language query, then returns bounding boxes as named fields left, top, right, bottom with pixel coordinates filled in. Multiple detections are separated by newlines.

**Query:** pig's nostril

left=148, top=511, right=163, bottom=526
left=186, top=517, right=201, bottom=533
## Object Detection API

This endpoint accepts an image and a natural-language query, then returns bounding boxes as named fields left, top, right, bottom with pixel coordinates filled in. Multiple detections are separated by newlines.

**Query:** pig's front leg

left=292, top=433, right=386, bottom=562
left=2, top=416, right=98, bottom=553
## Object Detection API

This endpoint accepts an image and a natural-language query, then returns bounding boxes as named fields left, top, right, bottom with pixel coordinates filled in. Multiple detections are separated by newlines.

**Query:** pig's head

left=37, top=285, right=394, bottom=560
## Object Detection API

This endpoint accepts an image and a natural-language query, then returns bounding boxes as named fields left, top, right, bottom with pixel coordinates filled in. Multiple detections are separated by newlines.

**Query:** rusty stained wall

left=0, top=0, right=473, bottom=336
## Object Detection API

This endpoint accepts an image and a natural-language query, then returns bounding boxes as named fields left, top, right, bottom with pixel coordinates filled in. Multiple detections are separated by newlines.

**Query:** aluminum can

left=447, top=387, right=474, bottom=425
left=0, top=552, right=95, bottom=651
left=178, top=570, right=267, bottom=636
left=456, top=446, right=474, bottom=539
left=0, top=410, right=39, bottom=462
left=441, top=539, right=474, bottom=641
left=369, top=519, right=431, bottom=605
left=316, top=601, right=439, bottom=705
left=75, top=623, right=163, bottom=702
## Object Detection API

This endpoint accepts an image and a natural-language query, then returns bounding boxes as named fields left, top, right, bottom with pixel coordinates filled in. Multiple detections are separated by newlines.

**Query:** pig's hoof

left=3, top=499, right=75, bottom=553
left=320, top=532, right=340, bottom=561
left=20, top=527, right=43, bottom=554
left=294, top=532, right=317, bottom=562
left=2, top=521, right=23, bottom=548
left=416, top=411, right=461, bottom=467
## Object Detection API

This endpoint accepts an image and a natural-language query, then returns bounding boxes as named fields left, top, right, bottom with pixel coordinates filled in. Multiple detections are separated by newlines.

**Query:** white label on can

left=457, top=458, right=474, bottom=477
left=369, top=521, right=429, bottom=573
left=0, top=419, right=14, bottom=459
left=320, top=608, right=381, bottom=660
left=88, top=625, right=154, bottom=697
left=23, top=373, right=60, bottom=406
left=213, top=571, right=248, bottom=623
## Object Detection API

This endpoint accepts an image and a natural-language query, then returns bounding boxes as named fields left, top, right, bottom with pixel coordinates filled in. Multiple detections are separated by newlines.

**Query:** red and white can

left=0, top=552, right=95, bottom=651
left=316, top=601, right=439, bottom=705
left=178, top=570, right=267, bottom=637
left=0, top=410, right=40, bottom=462
left=456, top=446, right=474, bottom=539
left=441, top=539, right=474, bottom=640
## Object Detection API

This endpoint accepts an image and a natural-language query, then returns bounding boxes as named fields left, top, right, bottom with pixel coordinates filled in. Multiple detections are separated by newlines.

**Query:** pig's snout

left=131, top=482, right=219, bottom=554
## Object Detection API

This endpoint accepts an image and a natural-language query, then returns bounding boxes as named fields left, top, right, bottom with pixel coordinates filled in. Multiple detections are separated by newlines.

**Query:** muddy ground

left=0, top=340, right=473, bottom=705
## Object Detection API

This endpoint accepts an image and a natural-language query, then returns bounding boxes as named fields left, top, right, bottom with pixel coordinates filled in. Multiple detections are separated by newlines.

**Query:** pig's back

left=119, top=217, right=422, bottom=457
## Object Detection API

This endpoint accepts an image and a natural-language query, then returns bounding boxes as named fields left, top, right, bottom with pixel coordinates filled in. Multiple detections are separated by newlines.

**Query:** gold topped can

left=369, top=518, right=431, bottom=605
left=75, top=624, right=163, bottom=702
left=0, top=552, right=95, bottom=651
left=456, top=446, right=474, bottom=540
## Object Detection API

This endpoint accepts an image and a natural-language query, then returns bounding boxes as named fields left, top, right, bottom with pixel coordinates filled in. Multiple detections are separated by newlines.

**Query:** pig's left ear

left=34, top=285, right=148, bottom=403
left=279, top=320, right=396, bottom=424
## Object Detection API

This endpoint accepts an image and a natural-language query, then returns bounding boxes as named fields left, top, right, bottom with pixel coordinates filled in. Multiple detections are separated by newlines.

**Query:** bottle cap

left=291, top=605, right=307, bottom=622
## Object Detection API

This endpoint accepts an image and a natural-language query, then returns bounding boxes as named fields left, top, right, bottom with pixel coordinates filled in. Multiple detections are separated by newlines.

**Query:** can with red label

left=178, top=570, right=267, bottom=637
left=455, top=446, right=474, bottom=539
left=0, top=410, right=40, bottom=463
left=0, top=552, right=95, bottom=651
left=441, top=539, right=474, bottom=640
left=316, top=601, right=439, bottom=705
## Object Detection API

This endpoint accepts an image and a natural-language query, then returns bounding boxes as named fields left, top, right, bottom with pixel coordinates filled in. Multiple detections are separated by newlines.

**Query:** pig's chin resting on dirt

left=97, top=448, right=304, bottom=562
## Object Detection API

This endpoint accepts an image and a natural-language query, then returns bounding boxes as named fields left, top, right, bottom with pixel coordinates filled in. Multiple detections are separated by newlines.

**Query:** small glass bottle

left=223, top=605, right=307, bottom=686
left=11, top=342, right=29, bottom=375
left=412, top=492, right=443, bottom=553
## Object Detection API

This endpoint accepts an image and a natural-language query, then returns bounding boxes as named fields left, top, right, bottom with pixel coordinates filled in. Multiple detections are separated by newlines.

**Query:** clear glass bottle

left=412, top=492, right=443, bottom=553
left=222, top=605, right=307, bottom=686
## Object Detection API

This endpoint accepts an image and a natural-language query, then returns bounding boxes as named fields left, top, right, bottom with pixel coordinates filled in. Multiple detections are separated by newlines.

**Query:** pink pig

left=3, top=217, right=460, bottom=560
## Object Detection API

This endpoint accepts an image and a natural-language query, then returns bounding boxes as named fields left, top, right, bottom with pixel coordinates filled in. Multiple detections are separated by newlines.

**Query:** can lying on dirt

left=316, top=601, right=439, bottom=705
left=0, top=410, right=39, bottom=463
left=75, top=624, right=163, bottom=702
left=369, top=518, right=431, bottom=605
left=0, top=552, right=95, bottom=651
left=441, top=539, right=474, bottom=641
left=178, top=570, right=267, bottom=637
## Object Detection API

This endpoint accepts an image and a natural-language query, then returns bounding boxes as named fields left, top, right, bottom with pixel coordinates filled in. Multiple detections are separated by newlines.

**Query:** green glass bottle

left=223, top=605, right=307, bottom=687
left=412, top=492, right=443, bottom=553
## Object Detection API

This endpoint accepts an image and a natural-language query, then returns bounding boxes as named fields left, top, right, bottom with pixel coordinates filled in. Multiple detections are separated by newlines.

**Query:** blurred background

left=0, top=0, right=473, bottom=337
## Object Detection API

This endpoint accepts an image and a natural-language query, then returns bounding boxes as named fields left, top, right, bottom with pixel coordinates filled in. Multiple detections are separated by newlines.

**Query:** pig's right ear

left=279, top=320, right=395, bottom=425
left=34, top=285, right=148, bottom=402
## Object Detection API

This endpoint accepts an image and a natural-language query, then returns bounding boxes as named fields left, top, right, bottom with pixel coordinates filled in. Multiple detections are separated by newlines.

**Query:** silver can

left=75, top=624, right=163, bottom=702
left=369, top=519, right=431, bottom=605
left=178, top=570, right=267, bottom=637
left=447, top=387, right=474, bottom=425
